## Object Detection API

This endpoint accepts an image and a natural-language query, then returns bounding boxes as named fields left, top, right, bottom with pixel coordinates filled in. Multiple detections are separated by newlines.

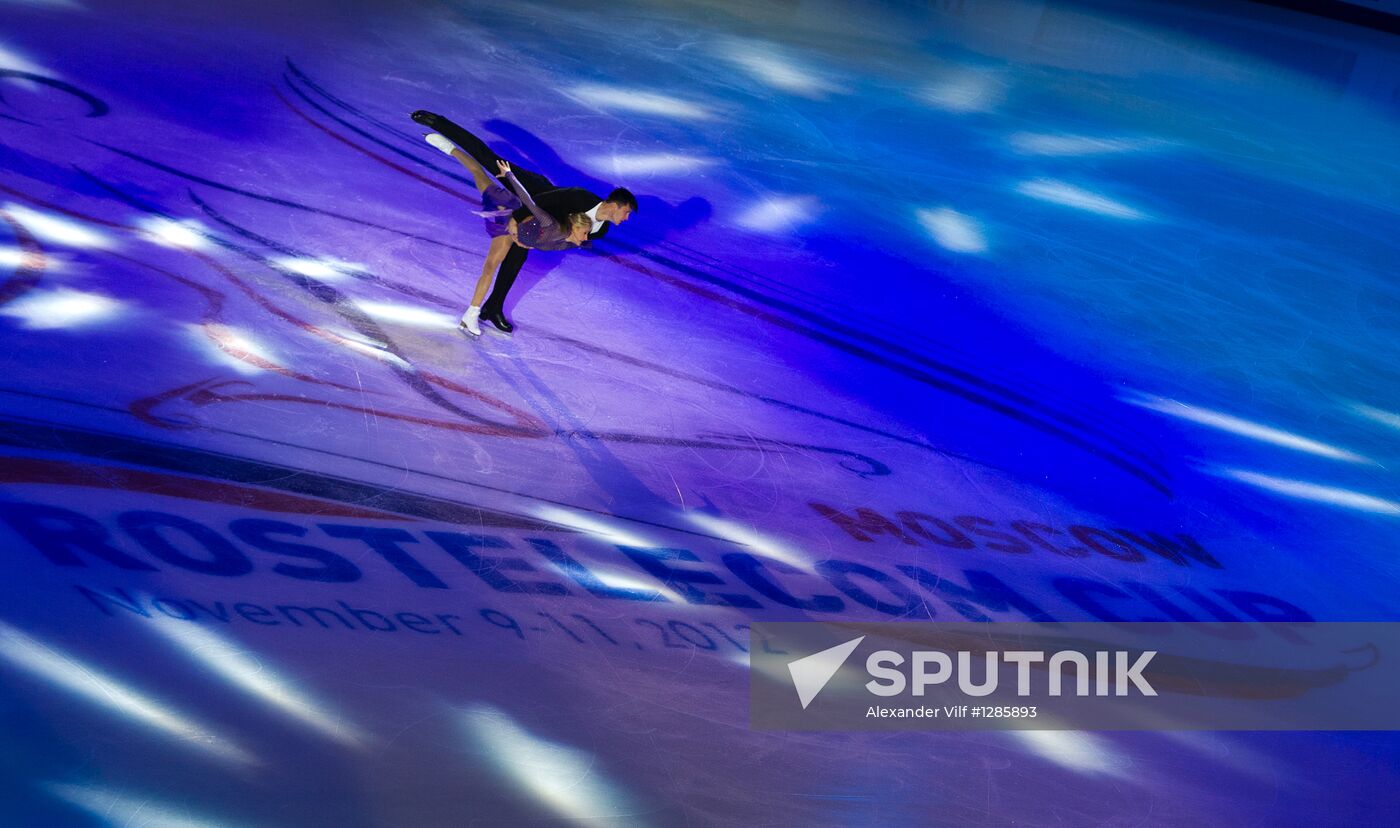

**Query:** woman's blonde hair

left=567, top=213, right=592, bottom=237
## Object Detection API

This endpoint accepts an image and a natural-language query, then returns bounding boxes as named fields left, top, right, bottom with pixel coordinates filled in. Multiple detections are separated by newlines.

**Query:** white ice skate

left=424, top=132, right=457, bottom=156
left=459, top=306, right=482, bottom=337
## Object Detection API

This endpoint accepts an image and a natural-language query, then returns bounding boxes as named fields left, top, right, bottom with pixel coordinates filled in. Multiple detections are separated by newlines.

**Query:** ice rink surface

left=2, top=0, right=1399, bottom=824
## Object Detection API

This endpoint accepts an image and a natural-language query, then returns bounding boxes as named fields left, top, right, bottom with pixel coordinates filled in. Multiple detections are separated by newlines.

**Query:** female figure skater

left=424, top=132, right=592, bottom=336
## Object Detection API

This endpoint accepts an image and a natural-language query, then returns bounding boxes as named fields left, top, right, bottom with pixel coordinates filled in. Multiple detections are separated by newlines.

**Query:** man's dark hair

left=606, top=188, right=638, bottom=212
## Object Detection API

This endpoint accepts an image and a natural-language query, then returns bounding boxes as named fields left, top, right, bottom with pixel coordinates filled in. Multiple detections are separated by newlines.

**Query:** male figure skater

left=411, top=110, right=637, bottom=333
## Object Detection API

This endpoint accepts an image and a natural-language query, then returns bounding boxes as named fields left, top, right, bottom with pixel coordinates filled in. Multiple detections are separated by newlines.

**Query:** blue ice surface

left=1, top=0, right=1399, bottom=824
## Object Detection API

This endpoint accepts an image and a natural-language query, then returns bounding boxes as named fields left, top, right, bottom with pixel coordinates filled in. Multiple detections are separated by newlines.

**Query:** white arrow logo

left=787, top=636, right=865, bottom=709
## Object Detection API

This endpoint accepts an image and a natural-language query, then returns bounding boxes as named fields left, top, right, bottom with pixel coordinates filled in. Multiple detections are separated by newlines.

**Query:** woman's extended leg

left=425, top=134, right=494, bottom=192
left=460, top=234, right=515, bottom=336
left=413, top=111, right=556, bottom=194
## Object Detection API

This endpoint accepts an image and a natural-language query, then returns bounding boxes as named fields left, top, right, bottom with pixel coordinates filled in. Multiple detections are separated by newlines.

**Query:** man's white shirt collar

left=585, top=203, right=605, bottom=233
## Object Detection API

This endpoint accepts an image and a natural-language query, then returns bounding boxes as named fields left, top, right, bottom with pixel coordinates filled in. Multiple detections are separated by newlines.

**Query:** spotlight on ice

left=0, top=245, right=48, bottom=271
left=270, top=256, right=366, bottom=282
left=0, top=621, right=254, bottom=765
left=148, top=619, right=367, bottom=748
left=189, top=323, right=282, bottom=375
left=0, top=1, right=81, bottom=12
left=461, top=705, right=645, bottom=827
left=587, top=153, right=715, bottom=177
left=682, top=512, right=812, bottom=572
left=716, top=38, right=843, bottom=98
left=915, top=207, right=988, bottom=254
left=0, top=287, right=122, bottom=329
left=353, top=299, right=457, bottom=330
left=533, top=505, right=657, bottom=548
left=1125, top=392, right=1370, bottom=464
left=0, top=44, right=55, bottom=78
left=2, top=203, right=113, bottom=249
left=1210, top=468, right=1400, bottom=517
left=1348, top=401, right=1400, bottom=433
left=1007, top=730, right=1127, bottom=777
left=46, top=783, right=242, bottom=828
left=327, top=327, right=414, bottom=371
left=555, top=566, right=683, bottom=604
left=136, top=216, right=215, bottom=251
left=565, top=83, right=712, bottom=120
left=1014, top=179, right=1148, bottom=220
left=736, top=195, right=819, bottom=233
left=1008, top=133, right=1169, bottom=156
left=918, top=71, right=1006, bottom=113
left=1156, top=731, right=1275, bottom=780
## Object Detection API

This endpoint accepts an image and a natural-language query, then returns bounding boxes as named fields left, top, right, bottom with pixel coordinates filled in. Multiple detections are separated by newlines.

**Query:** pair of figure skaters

left=412, top=110, right=637, bottom=336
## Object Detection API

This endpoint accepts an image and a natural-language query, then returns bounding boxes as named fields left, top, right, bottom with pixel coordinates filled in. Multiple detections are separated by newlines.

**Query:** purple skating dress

left=479, top=171, right=577, bottom=251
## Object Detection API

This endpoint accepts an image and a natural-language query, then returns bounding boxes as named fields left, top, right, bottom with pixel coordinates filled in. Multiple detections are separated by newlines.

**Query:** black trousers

left=426, top=114, right=543, bottom=316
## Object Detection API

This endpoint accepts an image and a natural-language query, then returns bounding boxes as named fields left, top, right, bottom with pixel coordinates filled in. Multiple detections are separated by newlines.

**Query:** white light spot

left=461, top=705, right=645, bottom=826
left=0, top=287, right=122, bottom=329
left=190, top=323, right=281, bottom=375
left=1156, top=731, right=1275, bottom=780
left=915, top=207, right=988, bottom=254
left=1348, top=401, right=1400, bottom=433
left=270, top=256, right=365, bottom=282
left=136, top=216, right=214, bottom=251
left=534, top=505, right=656, bottom=548
left=0, top=621, right=254, bottom=766
left=736, top=195, right=818, bottom=233
left=1008, top=133, right=1170, bottom=156
left=586, top=153, right=715, bottom=177
left=683, top=512, right=812, bottom=572
left=918, top=72, right=1006, bottom=113
left=0, top=245, right=67, bottom=273
left=327, top=327, right=414, bottom=370
left=2, top=203, right=113, bottom=249
left=0, top=245, right=41, bottom=270
left=1125, top=392, right=1370, bottom=464
left=0, top=0, right=81, bottom=10
left=1210, top=468, right=1400, bottom=516
left=559, top=566, right=683, bottom=604
left=148, top=620, right=366, bottom=748
left=565, top=83, right=712, bottom=120
left=46, top=783, right=245, bottom=828
left=717, top=39, right=844, bottom=98
left=353, top=299, right=456, bottom=330
left=1015, top=179, right=1148, bottom=220
left=1008, top=730, right=1126, bottom=777
left=0, top=44, right=54, bottom=77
